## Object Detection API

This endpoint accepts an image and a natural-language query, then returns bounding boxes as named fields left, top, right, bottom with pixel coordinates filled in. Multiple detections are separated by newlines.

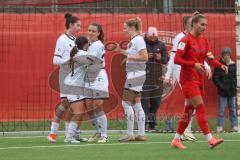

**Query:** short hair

left=221, top=47, right=232, bottom=57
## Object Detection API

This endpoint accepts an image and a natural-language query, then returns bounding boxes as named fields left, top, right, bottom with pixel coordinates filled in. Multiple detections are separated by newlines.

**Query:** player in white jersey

left=47, top=13, right=82, bottom=143
left=84, top=23, right=109, bottom=143
left=117, top=17, right=148, bottom=142
left=164, top=16, right=212, bottom=141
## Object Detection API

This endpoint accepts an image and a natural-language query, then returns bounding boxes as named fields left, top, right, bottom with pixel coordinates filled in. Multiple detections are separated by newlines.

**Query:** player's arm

left=164, top=52, right=175, bottom=80
left=127, top=38, right=148, bottom=61
left=127, top=48, right=148, bottom=61
left=205, top=40, right=228, bottom=73
left=174, top=37, right=195, bottom=67
left=53, top=39, right=69, bottom=65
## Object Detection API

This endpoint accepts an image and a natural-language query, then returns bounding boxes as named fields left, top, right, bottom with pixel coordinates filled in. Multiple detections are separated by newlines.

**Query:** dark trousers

left=141, top=85, right=162, bottom=128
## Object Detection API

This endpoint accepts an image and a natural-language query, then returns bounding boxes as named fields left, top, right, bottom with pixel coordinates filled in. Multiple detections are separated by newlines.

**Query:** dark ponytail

left=64, top=13, right=79, bottom=29
left=69, top=36, right=89, bottom=76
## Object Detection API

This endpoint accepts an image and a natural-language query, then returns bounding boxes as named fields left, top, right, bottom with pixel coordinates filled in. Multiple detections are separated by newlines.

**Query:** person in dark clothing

left=141, top=27, right=168, bottom=131
left=213, top=47, right=239, bottom=133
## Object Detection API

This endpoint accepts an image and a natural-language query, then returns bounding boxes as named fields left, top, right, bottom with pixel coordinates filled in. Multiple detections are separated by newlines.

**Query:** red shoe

left=208, top=137, right=223, bottom=149
left=171, top=138, right=186, bottom=150
left=47, top=133, right=57, bottom=143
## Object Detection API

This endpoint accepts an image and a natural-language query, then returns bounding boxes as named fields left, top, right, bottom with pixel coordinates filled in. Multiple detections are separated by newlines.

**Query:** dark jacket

left=213, top=59, right=237, bottom=97
left=144, top=37, right=168, bottom=85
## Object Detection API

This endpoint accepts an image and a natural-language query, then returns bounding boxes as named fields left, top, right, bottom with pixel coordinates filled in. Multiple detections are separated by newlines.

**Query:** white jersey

left=165, top=32, right=211, bottom=83
left=64, top=50, right=88, bottom=102
left=125, top=35, right=146, bottom=92
left=85, top=40, right=109, bottom=99
left=53, top=33, right=75, bottom=98
left=53, top=33, right=75, bottom=66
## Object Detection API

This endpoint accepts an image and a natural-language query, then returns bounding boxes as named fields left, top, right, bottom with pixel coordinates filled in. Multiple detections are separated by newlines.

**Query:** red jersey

left=174, top=33, right=222, bottom=85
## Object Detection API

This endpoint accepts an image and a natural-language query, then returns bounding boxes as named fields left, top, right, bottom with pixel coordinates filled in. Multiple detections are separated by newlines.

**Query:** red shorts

left=181, top=82, right=204, bottom=99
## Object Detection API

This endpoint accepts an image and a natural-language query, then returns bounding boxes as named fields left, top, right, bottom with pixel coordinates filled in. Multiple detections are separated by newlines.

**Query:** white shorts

left=63, top=65, right=87, bottom=102
left=124, top=71, right=146, bottom=92
left=84, top=69, right=109, bottom=99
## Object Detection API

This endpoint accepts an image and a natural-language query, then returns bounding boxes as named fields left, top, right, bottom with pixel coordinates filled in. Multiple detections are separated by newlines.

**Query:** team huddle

left=48, top=12, right=227, bottom=149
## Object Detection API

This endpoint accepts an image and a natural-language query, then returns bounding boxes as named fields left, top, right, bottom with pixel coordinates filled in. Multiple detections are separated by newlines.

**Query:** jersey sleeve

left=174, top=36, right=195, bottom=67
left=205, top=39, right=222, bottom=68
left=53, top=37, right=69, bottom=65
left=165, top=52, right=175, bottom=79
left=172, top=35, right=180, bottom=52
left=54, top=37, right=65, bottom=58
left=135, top=36, right=146, bottom=53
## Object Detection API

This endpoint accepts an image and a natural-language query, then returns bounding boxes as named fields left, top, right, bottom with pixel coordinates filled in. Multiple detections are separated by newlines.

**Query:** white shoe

left=88, top=133, right=101, bottom=142
left=217, top=126, right=223, bottom=133
left=64, top=138, right=80, bottom=144
left=97, top=136, right=108, bottom=143
left=232, top=126, right=239, bottom=132
left=180, top=132, right=197, bottom=141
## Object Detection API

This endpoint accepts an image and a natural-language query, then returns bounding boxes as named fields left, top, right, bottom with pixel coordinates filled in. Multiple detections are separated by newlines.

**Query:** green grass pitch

left=0, top=133, right=239, bottom=160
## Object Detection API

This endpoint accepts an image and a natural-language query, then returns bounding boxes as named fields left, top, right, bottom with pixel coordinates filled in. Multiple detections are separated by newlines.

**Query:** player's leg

left=47, top=98, right=70, bottom=143
left=65, top=100, right=85, bottom=143
left=133, top=94, right=146, bottom=141
left=118, top=89, right=136, bottom=142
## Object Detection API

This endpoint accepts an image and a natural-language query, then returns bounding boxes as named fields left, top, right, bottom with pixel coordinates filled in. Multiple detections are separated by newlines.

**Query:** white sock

left=122, top=101, right=134, bottom=136
left=205, top=133, right=213, bottom=141
left=65, top=122, right=69, bottom=137
left=90, top=113, right=101, bottom=133
left=66, top=121, right=78, bottom=139
left=132, top=103, right=145, bottom=136
left=97, top=111, right=108, bottom=137
left=185, top=115, right=194, bottom=133
left=75, top=128, right=81, bottom=139
left=174, top=133, right=181, bottom=139
left=50, top=122, right=59, bottom=134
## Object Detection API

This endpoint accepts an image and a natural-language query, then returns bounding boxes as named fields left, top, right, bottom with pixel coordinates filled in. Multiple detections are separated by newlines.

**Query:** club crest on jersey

left=177, top=42, right=186, bottom=50
left=69, top=44, right=72, bottom=47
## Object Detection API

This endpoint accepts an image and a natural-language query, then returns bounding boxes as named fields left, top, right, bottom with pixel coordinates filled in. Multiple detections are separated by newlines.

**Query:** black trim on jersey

left=64, top=33, right=75, bottom=41
left=54, top=55, right=62, bottom=58
left=101, top=53, right=105, bottom=59
left=171, top=51, right=176, bottom=53
left=183, top=31, right=186, bottom=35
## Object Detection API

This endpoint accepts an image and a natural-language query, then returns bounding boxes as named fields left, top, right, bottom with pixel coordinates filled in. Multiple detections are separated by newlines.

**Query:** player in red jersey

left=171, top=12, right=228, bottom=149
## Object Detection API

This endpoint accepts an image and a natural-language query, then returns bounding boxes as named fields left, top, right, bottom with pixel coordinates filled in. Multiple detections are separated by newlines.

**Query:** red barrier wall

left=0, top=13, right=236, bottom=121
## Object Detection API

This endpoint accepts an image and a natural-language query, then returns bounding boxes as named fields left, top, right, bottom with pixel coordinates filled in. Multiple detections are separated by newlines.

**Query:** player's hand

left=205, top=68, right=212, bottom=80
left=148, top=53, right=154, bottom=59
left=221, top=65, right=228, bottom=74
left=115, top=43, right=127, bottom=55
left=194, top=63, right=205, bottom=73
left=155, top=54, right=161, bottom=60
left=163, top=78, right=173, bottom=87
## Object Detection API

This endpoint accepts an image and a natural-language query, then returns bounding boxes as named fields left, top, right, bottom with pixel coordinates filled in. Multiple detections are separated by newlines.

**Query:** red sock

left=195, top=104, right=210, bottom=135
left=176, top=105, right=194, bottom=135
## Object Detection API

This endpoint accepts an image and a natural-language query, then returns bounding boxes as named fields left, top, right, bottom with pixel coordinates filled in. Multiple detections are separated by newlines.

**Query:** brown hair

left=182, top=16, right=191, bottom=30
left=69, top=36, right=89, bottom=76
left=64, top=13, right=79, bottom=29
left=89, top=23, right=104, bottom=43
left=191, top=11, right=205, bottom=27
left=125, top=17, right=142, bottom=32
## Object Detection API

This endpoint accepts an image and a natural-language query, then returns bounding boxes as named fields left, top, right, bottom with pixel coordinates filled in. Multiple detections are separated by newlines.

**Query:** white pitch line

left=0, top=140, right=239, bottom=150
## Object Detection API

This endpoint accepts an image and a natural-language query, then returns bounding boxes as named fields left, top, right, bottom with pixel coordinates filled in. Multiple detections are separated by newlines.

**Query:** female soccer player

left=165, top=16, right=212, bottom=141
left=84, top=23, right=109, bottom=143
left=48, top=13, right=81, bottom=143
left=171, top=12, right=228, bottom=149
left=118, top=17, right=148, bottom=142
left=64, top=36, right=90, bottom=143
